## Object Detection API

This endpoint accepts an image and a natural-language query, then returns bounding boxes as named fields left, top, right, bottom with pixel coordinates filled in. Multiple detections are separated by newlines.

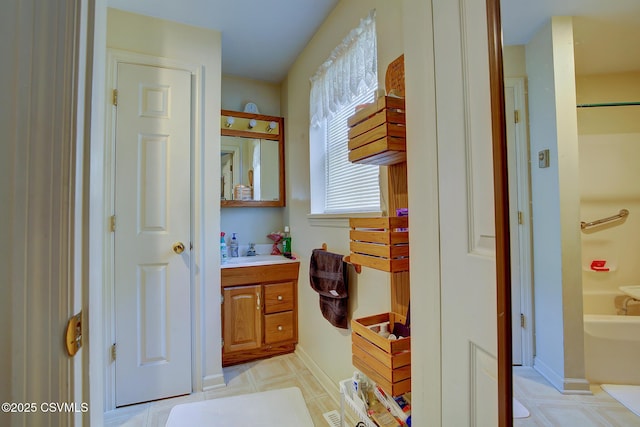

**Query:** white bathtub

left=583, top=290, right=620, bottom=315
left=583, top=313, right=640, bottom=385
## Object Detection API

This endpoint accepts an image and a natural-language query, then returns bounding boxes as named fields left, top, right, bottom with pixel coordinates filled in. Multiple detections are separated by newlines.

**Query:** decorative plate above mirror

left=243, top=102, right=259, bottom=113
left=220, top=109, right=285, bottom=207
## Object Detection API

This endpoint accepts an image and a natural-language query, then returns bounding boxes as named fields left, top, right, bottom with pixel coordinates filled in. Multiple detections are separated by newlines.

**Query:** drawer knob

left=277, top=295, right=283, bottom=301
left=277, top=325, right=283, bottom=331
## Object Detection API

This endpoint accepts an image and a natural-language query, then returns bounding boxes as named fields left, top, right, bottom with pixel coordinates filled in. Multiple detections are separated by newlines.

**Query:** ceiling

left=107, top=0, right=339, bottom=83
left=501, top=0, right=640, bottom=75
left=107, top=0, right=639, bottom=82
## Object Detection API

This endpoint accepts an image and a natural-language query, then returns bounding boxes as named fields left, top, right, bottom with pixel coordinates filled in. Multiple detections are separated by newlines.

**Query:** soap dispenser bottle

left=230, top=233, right=239, bottom=257
left=220, top=232, right=228, bottom=264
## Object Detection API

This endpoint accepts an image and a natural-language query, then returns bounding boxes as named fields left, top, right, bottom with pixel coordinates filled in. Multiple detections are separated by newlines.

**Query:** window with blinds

left=308, top=10, right=380, bottom=216
left=324, top=88, right=380, bottom=213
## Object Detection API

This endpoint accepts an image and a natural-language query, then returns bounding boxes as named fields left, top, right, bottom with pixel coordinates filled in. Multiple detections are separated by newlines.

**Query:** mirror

left=220, top=110, right=285, bottom=207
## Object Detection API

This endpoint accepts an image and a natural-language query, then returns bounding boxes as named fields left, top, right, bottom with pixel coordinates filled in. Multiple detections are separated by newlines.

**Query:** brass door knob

left=172, top=242, right=186, bottom=254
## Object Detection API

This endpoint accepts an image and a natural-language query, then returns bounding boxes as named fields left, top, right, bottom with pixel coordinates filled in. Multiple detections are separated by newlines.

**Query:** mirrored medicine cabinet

left=220, top=109, right=285, bottom=207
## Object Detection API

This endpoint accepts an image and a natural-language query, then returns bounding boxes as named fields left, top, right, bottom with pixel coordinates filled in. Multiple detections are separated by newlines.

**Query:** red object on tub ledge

left=590, top=260, right=610, bottom=272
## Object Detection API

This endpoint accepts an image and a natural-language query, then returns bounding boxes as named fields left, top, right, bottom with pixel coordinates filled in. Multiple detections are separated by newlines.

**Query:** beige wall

left=282, top=1, right=404, bottom=388
left=107, top=8, right=224, bottom=392
left=576, top=72, right=640, bottom=135
left=222, top=75, right=281, bottom=116
left=578, top=72, right=640, bottom=301
left=526, top=17, right=587, bottom=392
left=503, top=45, right=527, bottom=77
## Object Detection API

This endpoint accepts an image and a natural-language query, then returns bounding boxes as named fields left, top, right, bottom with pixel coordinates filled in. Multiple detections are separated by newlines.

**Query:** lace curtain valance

left=310, top=10, right=377, bottom=128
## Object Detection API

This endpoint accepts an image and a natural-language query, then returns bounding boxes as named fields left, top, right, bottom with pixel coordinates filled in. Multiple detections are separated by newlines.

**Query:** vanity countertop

left=221, top=254, right=299, bottom=269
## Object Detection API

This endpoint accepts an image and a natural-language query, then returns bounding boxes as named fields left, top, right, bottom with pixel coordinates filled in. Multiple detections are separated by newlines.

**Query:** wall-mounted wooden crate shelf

left=352, top=312, right=411, bottom=397
left=349, top=217, right=409, bottom=272
left=347, top=96, right=406, bottom=166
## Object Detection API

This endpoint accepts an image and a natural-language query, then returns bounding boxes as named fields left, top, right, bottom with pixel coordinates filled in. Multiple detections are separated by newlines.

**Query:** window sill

left=307, top=211, right=383, bottom=228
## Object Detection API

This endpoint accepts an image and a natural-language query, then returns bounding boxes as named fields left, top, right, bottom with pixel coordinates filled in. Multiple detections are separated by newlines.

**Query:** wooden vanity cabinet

left=221, top=262, right=299, bottom=366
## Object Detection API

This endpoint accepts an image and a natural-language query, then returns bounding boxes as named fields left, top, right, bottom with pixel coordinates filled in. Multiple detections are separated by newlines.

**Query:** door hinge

left=65, top=312, right=83, bottom=357
left=514, top=109, right=520, bottom=124
left=220, top=293, right=224, bottom=304
left=109, top=215, right=116, bottom=232
left=520, top=313, right=526, bottom=328
left=517, top=211, right=523, bottom=225
left=112, top=89, right=118, bottom=106
left=111, top=343, right=117, bottom=361
left=221, top=339, right=224, bottom=348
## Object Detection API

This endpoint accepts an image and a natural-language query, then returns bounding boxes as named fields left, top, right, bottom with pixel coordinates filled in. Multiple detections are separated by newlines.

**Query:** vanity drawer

left=264, top=282, right=294, bottom=314
left=264, top=312, right=294, bottom=344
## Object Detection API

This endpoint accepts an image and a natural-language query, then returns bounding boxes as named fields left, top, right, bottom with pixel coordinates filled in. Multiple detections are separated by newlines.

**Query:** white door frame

left=103, top=49, right=202, bottom=410
left=505, top=77, right=534, bottom=367
left=221, top=144, right=241, bottom=200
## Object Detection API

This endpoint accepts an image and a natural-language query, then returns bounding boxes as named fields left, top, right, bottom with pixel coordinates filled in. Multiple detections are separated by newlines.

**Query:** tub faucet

left=246, top=243, right=257, bottom=256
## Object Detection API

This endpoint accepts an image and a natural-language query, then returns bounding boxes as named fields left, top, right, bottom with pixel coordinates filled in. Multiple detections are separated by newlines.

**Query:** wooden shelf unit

left=349, top=217, right=409, bottom=273
left=348, top=55, right=411, bottom=398
left=351, top=312, right=411, bottom=397
left=347, top=122, right=411, bottom=397
left=347, top=96, right=406, bottom=166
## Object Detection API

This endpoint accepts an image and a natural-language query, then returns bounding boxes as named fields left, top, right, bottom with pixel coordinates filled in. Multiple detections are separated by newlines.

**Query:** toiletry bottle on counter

left=220, top=232, right=227, bottom=264
left=230, top=233, right=239, bottom=257
left=282, top=226, right=292, bottom=258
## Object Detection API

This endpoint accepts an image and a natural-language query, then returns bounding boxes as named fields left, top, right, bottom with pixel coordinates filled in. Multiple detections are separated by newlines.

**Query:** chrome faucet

left=246, top=243, right=257, bottom=256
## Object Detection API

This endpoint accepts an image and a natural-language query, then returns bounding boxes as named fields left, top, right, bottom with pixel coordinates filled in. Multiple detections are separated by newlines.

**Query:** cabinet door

left=223, top=285, right=262, bottom=354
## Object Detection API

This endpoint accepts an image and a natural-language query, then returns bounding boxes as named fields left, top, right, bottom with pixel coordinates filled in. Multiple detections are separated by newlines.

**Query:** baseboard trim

left=295, top=345, right=341, bottom=405
left=533, top=357, right=591, bottom=395
left=202, top=373, right=225, bottom=392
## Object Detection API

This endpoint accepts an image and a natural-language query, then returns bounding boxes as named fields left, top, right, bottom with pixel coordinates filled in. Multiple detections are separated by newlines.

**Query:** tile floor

left=104, top=353, right=341, bottom=427
left=105, top=357, right=640, bottom=426
left=514, top=366, right=640, bottom=426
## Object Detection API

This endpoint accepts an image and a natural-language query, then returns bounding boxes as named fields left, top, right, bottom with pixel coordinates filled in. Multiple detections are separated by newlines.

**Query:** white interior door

left=114, top=63, right=192, bottom=406
left=505, top=85, right=523, bottom=365
left=505, top=77, right=534, bottom=367
left=433, top=0, right=498, bottom=424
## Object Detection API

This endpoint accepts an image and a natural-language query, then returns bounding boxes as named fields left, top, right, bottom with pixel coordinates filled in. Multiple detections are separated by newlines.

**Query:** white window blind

left=309, top=10, right=380, bottom=215
left=325, top=89, right=380, bottom=213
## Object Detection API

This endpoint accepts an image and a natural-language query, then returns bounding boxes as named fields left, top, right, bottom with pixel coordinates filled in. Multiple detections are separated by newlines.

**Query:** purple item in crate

left=396, top=208, right=408, bottom=231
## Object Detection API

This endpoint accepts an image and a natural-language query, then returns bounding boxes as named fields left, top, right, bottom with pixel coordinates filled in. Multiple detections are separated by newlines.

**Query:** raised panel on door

left=223, top=285, right=262, bottom=353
